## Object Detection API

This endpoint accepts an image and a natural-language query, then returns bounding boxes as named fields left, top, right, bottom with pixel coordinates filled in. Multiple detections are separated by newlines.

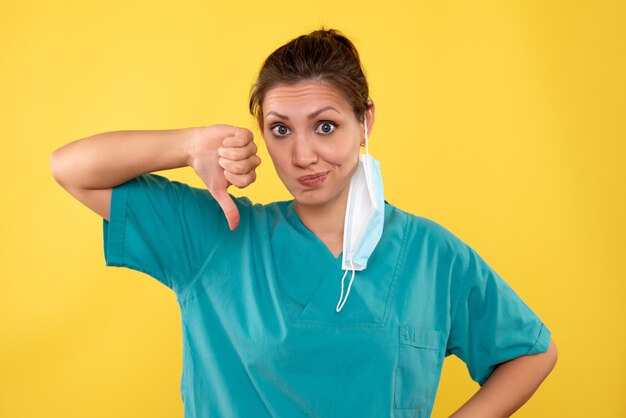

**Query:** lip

left=298, top=171, right=328, bottom=187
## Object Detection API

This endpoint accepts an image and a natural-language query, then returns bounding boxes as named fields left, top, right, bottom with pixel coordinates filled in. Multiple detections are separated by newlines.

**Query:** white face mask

left=336, top=112, right=385, bottom=312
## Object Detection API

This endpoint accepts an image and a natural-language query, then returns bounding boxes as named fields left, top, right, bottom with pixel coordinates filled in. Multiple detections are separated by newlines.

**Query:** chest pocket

left=394, top=326, right=445, bottom=414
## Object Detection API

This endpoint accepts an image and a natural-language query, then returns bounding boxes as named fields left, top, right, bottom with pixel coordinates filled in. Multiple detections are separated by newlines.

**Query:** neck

left=294, top=188, right=349, bottom=256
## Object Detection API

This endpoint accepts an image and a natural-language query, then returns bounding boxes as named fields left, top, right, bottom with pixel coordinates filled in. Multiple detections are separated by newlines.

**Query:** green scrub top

left=103, top=174, right=551, bottom=418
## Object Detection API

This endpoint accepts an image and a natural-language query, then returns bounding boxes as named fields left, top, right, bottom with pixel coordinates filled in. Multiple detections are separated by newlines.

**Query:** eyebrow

left=264, top=106, right=341, bottom=120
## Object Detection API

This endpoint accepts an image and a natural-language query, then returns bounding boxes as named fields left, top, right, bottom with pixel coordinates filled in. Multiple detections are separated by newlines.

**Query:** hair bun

left=249, top=28, right=370, bottom=121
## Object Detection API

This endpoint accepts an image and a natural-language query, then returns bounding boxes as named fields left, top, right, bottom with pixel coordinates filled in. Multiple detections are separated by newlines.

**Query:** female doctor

left=50, top=29, right=557, bottom=418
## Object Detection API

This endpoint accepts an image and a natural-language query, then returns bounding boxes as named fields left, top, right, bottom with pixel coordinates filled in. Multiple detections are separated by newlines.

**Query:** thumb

left=211, top=188, right=240, bottom=231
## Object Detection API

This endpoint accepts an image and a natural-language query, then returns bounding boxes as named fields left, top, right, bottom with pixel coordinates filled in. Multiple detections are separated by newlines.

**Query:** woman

left=50, top=29, right=557, bottom=418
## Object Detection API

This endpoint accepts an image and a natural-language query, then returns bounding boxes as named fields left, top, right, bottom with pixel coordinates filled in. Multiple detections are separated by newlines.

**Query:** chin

left=292, top=186, right=347, bottom=209
left=293, top=191, right=327, bottom=206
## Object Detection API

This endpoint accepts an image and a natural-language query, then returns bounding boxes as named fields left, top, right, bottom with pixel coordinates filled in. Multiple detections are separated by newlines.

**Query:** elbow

left=49, top=149, right=66, bottom=187
left=50, top=147, right=76, bottom=189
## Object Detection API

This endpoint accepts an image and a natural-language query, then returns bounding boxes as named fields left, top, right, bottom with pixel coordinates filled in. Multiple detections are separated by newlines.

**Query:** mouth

left=298, top=171, right=329, bottom=188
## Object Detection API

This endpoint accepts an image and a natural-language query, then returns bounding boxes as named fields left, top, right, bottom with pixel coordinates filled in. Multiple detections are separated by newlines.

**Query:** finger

left=221, top=136, right=250, bottom=148
left=233, top=126, right=253, bottom=140
left=217, top=141, right=257, bottom=160
left=218, top=158, right=246, bottom=175
left=210, top=187, right=240, bottom=231
left=218, top=155, right=261, bottom=175
left=222, top=129, right=253, bottom=148
left=224, top=170, right=257, bottom=189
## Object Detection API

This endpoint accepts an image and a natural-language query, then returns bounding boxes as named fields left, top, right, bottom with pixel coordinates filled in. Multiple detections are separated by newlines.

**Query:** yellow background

left=1, top=0, right=624, bottom=416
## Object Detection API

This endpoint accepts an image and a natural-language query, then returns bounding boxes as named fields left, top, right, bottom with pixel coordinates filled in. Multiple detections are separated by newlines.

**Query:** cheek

left=319, top=140, right=360, bottom=167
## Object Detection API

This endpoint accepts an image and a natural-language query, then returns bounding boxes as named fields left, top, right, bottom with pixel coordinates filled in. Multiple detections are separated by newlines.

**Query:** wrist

left=185, top=126, right=201, bottom=167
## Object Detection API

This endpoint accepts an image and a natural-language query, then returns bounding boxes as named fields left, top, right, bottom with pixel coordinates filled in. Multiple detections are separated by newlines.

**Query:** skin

left=450, top=339, right=558, bottom=417
left=257, top=80, right=374, bottom=257
left=51, top=79, right=557, bottom=418
left=255, top=81, right=557, bottom=417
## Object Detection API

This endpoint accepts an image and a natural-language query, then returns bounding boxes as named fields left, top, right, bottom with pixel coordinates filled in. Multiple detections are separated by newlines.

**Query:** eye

left=270, top=124, right=291, bottom=137
left=315, top=121, right=337, bottom=135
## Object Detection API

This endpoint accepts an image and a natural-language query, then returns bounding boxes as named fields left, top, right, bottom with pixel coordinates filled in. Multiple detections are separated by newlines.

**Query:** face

left=260, top=80, right=370, bottom=209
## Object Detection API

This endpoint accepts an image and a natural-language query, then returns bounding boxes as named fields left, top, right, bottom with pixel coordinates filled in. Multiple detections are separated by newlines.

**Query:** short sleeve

left=103, top=173, right=231, bottom=294
left=445, top=243, right=552, bottom=386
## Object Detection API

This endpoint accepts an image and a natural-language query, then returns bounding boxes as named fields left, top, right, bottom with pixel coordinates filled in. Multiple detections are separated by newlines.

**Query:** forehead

left=262, top=81, right=352, bottom=116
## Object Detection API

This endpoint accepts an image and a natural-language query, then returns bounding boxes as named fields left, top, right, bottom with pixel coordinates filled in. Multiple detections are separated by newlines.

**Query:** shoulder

left=121, top=174, right=284, bottom=231
left=384, top=201, right=469, bottom=256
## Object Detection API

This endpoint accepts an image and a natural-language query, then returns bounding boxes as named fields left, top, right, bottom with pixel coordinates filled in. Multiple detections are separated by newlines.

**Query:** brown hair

left=249, top=28, right=371, bottom=122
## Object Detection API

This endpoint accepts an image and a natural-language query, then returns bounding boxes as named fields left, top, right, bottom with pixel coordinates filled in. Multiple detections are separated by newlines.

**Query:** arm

left=50, top=127, right=194, bottom=191
left=50, top=125, right=260, bottom=229
left=449, top=338, right=558, bottom=418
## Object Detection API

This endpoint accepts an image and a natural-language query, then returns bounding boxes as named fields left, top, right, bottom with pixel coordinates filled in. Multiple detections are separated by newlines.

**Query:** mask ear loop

left=364, top=111, right=370, bottom=155
left=336, top=260, right=356, bottom=312
left=336, top=111, right=370, bottom=313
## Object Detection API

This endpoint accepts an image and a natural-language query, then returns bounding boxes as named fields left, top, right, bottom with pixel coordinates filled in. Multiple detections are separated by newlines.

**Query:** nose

left=292, top=135, right=318, bottom=168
